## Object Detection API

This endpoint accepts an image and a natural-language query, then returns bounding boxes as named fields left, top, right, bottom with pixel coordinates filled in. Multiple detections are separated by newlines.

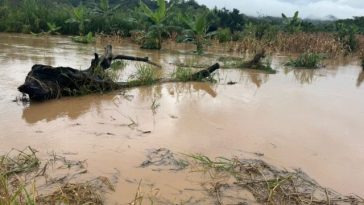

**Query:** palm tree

left=66, top=5, right=90, bottom=35
left=182, top=12, right=211, bottom=54
left=139, top=0, right=172, bottom=49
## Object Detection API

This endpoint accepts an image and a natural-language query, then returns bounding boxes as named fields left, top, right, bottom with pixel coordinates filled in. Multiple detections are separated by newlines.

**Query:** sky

left=196, top=0, right=364, bottom=19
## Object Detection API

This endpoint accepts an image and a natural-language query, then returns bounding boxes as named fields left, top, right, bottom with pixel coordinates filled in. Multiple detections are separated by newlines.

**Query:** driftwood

left=18, top=45, right=220, bottom=101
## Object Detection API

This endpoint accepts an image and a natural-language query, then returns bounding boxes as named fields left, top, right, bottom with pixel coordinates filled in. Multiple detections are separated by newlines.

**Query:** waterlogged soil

left=0, top=33, right=364, bottom=204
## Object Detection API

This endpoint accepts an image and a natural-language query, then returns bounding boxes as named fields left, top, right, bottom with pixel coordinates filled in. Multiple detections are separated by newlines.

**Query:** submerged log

left=18, top=45, right=220, bottom=101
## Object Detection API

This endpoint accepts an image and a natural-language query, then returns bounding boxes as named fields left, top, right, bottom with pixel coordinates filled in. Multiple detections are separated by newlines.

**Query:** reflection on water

left=357, top=71, right=364, bottom=87
left=21, top=83, right=218, bottom=124
left=22, top=94, right=115, bottom=124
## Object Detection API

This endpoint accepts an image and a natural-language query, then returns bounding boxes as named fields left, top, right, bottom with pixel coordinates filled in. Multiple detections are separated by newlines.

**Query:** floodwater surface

left=0, top=33, right=364, bottom=203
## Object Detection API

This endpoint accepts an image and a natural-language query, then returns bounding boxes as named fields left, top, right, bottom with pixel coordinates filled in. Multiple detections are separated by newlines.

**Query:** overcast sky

left=196, top=0, right=364, bottom=19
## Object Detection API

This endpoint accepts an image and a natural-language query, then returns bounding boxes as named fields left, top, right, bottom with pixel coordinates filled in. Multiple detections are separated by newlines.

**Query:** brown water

left=1, top=33, right=364, bottom=203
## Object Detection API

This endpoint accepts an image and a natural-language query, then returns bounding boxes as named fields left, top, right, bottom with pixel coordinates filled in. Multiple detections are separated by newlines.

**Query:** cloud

left=196, top=0, right=364, bottom=19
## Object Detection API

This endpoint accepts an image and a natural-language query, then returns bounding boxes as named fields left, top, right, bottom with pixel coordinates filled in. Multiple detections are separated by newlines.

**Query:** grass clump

left=110, top=60, right=127, bottom=71
left=0, top=147, right=40, bottom=177
left=172, top=66, right=193, bottom=82
left=0, top=147, right=39, bottom=205
left=72, top=32, right=95, bottom=44
left=129, top=64, right=158, bottom=86
left=286, top=52, right=324, bottom=68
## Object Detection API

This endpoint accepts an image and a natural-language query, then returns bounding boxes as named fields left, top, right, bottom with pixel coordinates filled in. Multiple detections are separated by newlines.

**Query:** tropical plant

left=66, top=5, right=90, bottom=35
left=182, top=12, right=211, bottom=54
left=336, top=23, right=358, bottom=53
left=72, top=31, right=94, bottom=43
left=93, top=0, right=119, bottom=17
left=139, top=0, right=172, bottom=49
left=282, top=11, right=302, bottom=33
left=46, top=22, right=61, bottom=35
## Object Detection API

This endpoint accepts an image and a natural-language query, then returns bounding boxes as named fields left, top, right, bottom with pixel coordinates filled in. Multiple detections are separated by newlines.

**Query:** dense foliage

left=0, top=0, right=363, bottom=52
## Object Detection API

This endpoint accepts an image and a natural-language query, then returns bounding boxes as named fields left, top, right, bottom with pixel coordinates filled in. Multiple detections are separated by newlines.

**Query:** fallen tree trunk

left=18, top=45, right=220, bottom=101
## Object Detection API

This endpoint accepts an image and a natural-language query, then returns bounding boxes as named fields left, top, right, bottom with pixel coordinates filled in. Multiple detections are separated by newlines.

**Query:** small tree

left=182, top=12, right=211, bottom=54
left=282, top=11, right=301, bottom=33
left=66, top=5, right=90, bottom=35
left=139, top=0, right=172, bottom=49
left=336, top=23, right=358, bottom=53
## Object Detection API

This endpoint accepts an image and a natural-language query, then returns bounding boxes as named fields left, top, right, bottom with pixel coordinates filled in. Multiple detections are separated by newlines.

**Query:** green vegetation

left=129, top=64, right=158, bottom=86
left=66, top=5, right=90, bottom=35
left=139, top=0, right=171, bottom=49
left=182, top=12, right=212, bottom=54
left=336, top=23, right=359, bottom=53
left=281, top=11, right=302, bottom=33
left=172, top=66, right=193, bottom=81
left=72, top=31, right=95, bottom=43
left=0, top=0, right=363, bottom=52
left=286, top=52, right=324, bottom=68
left=0, top=147, right=39, bottom=205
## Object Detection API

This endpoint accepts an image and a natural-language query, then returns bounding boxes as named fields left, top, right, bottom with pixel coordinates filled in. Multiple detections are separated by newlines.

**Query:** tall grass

left=172, top=66, right=193, bottom=81
left=129, top=64, right=158, bottom=86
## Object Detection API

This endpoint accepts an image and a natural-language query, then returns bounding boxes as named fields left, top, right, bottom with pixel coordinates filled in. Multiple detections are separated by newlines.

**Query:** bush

left=216, top=28, right=231, bottom=43
left=336, top=23, right=358, bottom=53
left=286, top=52, right=324, bottom=68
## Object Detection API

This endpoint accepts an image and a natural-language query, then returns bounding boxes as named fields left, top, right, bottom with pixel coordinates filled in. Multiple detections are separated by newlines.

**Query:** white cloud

left=196, top=0, right=364, bottom=19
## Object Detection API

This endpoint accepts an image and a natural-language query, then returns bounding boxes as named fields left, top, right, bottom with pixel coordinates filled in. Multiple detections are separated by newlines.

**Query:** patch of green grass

left=110, top=60, right=127, bottom=71
left=128, top=64, right=158, bottom=86
left=72, top=32, right=95, bottom=44
left=286, top=52, right=324, bottom=68
left=172, top=66, right=193, bottom=82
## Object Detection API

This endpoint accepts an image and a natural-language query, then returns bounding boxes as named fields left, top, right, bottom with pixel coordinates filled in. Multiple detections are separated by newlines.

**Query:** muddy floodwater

left=0, top=33, right=364, bottom=203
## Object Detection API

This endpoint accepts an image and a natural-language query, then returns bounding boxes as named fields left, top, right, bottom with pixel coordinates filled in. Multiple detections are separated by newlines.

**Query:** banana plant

left=282, top=11, right=301, bottom=33
left=182, top=12, right=212, bottom=54
left=46, top=22, right=61, bottom=35
left=66, top=5, right=90, bottom=35
left=93, top=0, right=120, bottom=17
left=139, top=0, right=173, bottom=49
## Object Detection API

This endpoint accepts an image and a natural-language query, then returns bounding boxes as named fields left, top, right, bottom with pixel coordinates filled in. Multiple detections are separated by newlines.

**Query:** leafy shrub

left=336, top=23, right=358, bottom=53
left=286, top=52, right=324, bottom=68
left=216, top=28, right=231, bottom=43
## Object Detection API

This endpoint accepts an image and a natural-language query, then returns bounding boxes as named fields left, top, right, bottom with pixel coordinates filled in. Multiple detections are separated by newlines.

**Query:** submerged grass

left=0, top=147, right=114, bottom=205
left=128, top=64, right=158, bottom=86
left=0, top=147, right=40, bottom=177
left=0, top=147, right=39, bottom=205
left=286, top=52, right=324, bottom=68
left=72, top=32, right=95, bottom=44
left=171, top=66, right=193, bottom=82
left=186, top=153, right=364, bottom=205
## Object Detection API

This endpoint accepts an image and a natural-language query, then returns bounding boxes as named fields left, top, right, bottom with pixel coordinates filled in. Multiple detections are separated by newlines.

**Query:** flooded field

left=0, top=33, right=364, bottom=204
